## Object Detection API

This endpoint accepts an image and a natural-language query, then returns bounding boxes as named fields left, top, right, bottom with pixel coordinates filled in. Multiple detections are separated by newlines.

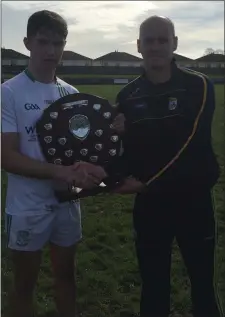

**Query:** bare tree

left=204, top=48, right=215, bottom=55
left=203, top=48, right=224, bottom=56
left=214, top=49, right=225, bottom=55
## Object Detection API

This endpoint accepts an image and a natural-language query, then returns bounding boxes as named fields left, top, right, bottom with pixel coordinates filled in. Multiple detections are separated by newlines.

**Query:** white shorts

left=5, top=203, right=82, bottom=251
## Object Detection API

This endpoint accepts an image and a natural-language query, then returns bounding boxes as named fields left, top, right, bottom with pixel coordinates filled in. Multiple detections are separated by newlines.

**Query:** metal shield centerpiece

left=69, top=114, right=90, bottom=140
left=36, top=93, right=121, bottom=201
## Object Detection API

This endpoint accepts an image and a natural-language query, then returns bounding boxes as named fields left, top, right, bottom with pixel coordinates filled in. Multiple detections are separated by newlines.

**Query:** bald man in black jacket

left=108, top=16, right=223, bottom=317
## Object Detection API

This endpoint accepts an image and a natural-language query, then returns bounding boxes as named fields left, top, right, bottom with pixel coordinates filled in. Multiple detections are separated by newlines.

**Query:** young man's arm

left=1, top=84, right=106, bottom=187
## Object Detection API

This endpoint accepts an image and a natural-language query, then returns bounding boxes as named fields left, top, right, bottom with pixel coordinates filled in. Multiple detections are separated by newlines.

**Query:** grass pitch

left=1, top=84, right=224, bottom=317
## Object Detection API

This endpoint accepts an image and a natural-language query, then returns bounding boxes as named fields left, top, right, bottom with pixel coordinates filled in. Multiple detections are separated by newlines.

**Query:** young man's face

left=137, top=18, right=177, bottom=69
left=24, top=28, right=66, bottom=70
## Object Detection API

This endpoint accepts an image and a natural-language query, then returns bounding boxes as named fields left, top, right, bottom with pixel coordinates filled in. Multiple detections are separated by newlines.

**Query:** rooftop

left=94, top=51, right=143, bottom=62
left=62, top=50, right=92, bottom=61
left=173, top=53, right=193, bottom=62
left=195, top=53, right=225, bottom=62
left=1, top=48, right=29, bottom=59
left=2, top=48, right=224, bottom=64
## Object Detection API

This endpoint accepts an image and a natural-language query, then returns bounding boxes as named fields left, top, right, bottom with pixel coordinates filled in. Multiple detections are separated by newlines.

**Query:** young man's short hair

left=27, top=10, right=68, bottom=38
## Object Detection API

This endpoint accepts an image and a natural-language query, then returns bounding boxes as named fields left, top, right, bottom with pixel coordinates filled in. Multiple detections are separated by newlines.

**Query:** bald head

left=137, top=15, right=178, bottom=70
left=139, top=15, right=175, bottom=38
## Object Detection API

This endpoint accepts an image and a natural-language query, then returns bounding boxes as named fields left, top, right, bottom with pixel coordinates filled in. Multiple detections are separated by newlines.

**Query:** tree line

left=204, top=48, right=224, bottom=55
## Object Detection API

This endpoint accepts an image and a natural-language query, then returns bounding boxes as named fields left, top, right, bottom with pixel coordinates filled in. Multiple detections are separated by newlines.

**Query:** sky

left=1, top=1, right=224, bottom=60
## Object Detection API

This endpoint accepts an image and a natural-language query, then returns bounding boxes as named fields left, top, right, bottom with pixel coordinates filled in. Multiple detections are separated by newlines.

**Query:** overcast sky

left=2, top=1, right=224, bottom=60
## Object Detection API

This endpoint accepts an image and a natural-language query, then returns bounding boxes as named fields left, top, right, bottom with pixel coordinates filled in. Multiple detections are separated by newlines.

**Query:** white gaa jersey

left=2, top=71, right=80, bottom=215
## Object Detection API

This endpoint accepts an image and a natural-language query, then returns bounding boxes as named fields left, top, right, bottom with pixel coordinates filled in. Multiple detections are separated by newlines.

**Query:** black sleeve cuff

left=103, top=154, right=132, bottom=185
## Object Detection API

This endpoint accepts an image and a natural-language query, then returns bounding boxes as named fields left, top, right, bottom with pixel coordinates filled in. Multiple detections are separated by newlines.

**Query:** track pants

left=133, top=189, right=222, bottom=317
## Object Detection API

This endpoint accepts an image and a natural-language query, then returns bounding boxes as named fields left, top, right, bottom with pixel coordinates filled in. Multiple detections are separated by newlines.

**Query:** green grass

left=1, top=84, right=225, bottom=317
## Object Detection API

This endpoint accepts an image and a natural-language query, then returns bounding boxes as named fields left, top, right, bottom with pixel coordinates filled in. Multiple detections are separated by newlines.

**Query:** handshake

left=53, top=160, right=145, bottom=195
left=53, top=160, right=108, bottom=190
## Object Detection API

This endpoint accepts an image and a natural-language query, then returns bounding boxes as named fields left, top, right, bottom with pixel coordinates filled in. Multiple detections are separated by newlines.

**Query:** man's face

left=24, top=28, right=66, bottom=70
left=137, top=19, right=177, bottom=69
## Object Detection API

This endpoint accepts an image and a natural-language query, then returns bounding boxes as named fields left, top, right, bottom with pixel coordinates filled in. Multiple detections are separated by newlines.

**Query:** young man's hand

left=53, top=161, right=108, bottom=189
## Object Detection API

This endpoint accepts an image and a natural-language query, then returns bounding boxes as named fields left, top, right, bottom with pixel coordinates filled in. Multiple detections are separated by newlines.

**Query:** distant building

left=194, top=53, right=225, bottom=69
left=173, top=53, right=194, bottom=68
left=1, top=48, right=29, bottom=66
left=1, top=47, right=225, bottom=73
left=93, top=51, right=143, bottom=67
left=61, top=51, right=92, bottom=66
left=93, top=51, right=195, bottom=68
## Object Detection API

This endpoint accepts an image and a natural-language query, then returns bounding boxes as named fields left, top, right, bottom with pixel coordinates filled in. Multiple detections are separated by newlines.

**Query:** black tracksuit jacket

left=105, top=63, right=223, bottom=317
left=106, top=63, right=220, bottom=194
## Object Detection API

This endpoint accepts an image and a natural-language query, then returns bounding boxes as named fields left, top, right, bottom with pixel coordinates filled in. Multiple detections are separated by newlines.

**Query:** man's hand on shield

left=111, top=177, right=146, bottom=194
left=53, top=161, right=108, bottom=189
left=73, top=161, right=108, bottom=189
left=111, top=113, right=126, bottom=134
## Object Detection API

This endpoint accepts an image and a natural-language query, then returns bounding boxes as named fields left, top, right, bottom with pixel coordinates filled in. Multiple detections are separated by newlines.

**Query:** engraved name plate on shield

left=35, top=92, right=121, bottom=200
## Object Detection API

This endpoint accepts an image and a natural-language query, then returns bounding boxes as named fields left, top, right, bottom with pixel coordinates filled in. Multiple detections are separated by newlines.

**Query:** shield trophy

left=36, top=93, right=121, bottom=202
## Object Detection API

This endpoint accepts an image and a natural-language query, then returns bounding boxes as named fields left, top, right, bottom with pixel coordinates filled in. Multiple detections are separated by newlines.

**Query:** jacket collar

left=139, top=59, right=182, bottom=91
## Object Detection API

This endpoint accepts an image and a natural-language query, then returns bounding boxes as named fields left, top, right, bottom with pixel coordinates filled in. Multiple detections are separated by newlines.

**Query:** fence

left=2, top=64, right=224, bottom=85
left=2, top=65, right=225, bottom=76
left=48, top=77, right=225, bottom=86
left=2, top=76, right=224, bottom=85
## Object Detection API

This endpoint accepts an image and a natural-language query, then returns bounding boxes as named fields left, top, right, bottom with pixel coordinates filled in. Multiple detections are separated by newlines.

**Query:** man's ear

left=23, top=37, right=31, bottom=51
left=137, top=39, right=140, bottom=53
left=173, top=36, right=178, bottom=52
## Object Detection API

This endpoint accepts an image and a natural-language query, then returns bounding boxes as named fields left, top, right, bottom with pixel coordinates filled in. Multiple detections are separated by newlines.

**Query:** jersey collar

left=24, top=68, right=57, bottom=84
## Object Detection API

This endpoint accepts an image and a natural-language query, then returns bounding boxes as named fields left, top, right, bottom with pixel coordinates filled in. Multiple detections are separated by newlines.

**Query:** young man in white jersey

left=1, top=10, right=107, bottom=317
